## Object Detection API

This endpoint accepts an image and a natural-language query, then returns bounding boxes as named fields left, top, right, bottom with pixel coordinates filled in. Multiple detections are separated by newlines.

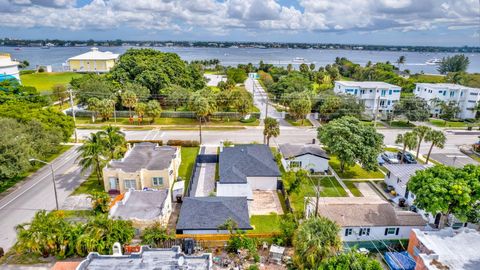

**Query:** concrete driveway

left=250, top=191, right=284, bottom=215
left=429, top=153, right=479, bottom=168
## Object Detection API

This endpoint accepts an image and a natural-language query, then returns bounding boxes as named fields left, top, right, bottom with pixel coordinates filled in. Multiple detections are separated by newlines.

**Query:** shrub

left=240, top=116, right=257, bottom=123
left=89, top=192, right=111, bottom=214
left=141, top=222, right=174, bottom=247
left=166, top=140, right=200, bottom=147
left=20, top=70, right=35, bottom=75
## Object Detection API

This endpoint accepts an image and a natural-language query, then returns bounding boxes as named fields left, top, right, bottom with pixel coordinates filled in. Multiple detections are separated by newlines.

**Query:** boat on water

left=425, top=58, right=442, bottom=65
left=14, top=47, right=21, bottom=50
left=293, top=57, right=306, bottom=63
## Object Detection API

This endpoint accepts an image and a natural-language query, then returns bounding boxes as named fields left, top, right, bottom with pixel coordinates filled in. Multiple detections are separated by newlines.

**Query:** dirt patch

left=250, top=191, right=284, bottom=215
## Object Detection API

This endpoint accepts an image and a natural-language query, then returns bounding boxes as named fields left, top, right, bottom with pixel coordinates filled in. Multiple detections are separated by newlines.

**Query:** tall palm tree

left=99, top=126, right=126, bottom=160
left=191, top=95, right=216, bottom=144
left=424, top=130, right=446, bottom=164
left=121, top=90, right=137, bottom=120
left=263, top=117, right=280, bottom=146
left=395, top=132, right=418, bottom=164
left=145, top=100, right=162, bottom=124
left=77, top=133, right=107, bottom=184
left=413, top=126, right=432, bottom=159
left=396, top=55, right=406, bottom=69
left=135, top=102, right=147, bottom=124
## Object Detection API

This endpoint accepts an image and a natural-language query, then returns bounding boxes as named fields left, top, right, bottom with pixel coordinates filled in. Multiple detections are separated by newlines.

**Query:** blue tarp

left=385, top=251, right=416, bottom=270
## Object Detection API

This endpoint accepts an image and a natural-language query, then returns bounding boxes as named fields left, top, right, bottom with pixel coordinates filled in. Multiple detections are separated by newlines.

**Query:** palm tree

left=121, top=90, right=137, bottom=121
left=424, top=130, right=446, bottom=164
left=395, top=132, right=418, bottom=164
left=135, top=102, right=147, bottom=124
left=77, top=133, right=107, bottom=184
left=145, top=100, right=162, bottom=124
left=413, top=126, right=432, bottom=159
left=99, top=126, right=126, bottom=160
left=396, top=55, right=406, bottom=69
left=190, top=95, right=216, bottom=144
left=293, top=217, right=342, bottom=269
left=263, top=117, right=280, bottom=146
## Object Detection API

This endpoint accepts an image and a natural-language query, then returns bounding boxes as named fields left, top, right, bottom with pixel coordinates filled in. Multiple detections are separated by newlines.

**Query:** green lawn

left=249, top=214, right=282, bottom=233
left=429, top=119, right=473, bottom=128
left=71, top=171, right=104, bottom=195
left=0, top=145, right=73, bottom=194
left=384, top=147, right=399, bottom=152
left=411, top=74, right=446, bottom=83
left=288, top=177, right=347, bottom=212
left=286, top=118, right=313, bottom=127
left=178, top=147, right=200, bottom=194
left=329, top=156, right=384, bottom=179
left=389, top=120, right=415, bottom=128
left=76, top=116, right=260, bottom=127
left=20, top=72, right=84, bottom=92
left=343, top=181, right=363, bottom=197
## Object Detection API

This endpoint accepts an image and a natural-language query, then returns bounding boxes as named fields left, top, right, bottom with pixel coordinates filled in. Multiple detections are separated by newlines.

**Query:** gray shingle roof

left=110, top=190, right=169, bottom=220
left=176, top=197, right=252, bottom=231
left=108, top=143, right=177, bottom=172
left=279, top=143, right=329, bottom=160
left=219, top=144, right=280, bottom=183
left=384, top=164, right=432, bottom=183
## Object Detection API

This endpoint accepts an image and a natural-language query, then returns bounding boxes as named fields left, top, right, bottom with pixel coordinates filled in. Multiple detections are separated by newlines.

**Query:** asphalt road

left=0, top=145, right=87, bottom=251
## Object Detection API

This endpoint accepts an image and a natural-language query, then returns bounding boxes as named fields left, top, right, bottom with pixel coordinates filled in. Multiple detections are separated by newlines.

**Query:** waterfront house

left=0, top=53, right=20, bottom=83
left=334, top=81, right=402, bottom=116
left=66, top=47, right=119, bottom=73
left=279, top=143, right=329, bottom=173
left=414, top=83, right=480, bottom=119
left=102, top=143, right=181, bottom=195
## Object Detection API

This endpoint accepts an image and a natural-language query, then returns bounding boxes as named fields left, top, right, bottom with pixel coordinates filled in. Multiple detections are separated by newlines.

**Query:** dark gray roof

left=176, top=197, right=252, bottom=231
left=279, top=143, right=329, bottom=160
left=77, top=246, right=211, bottom=270
left=219, top=144, right=280, bottom=183
left=109, top=143, right=177, bottom=172
left=110, top=190, right=169, bottom=220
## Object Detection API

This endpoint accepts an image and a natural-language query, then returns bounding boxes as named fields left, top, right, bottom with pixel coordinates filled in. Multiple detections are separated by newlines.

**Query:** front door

left=434, top=213, right=442, bottom=228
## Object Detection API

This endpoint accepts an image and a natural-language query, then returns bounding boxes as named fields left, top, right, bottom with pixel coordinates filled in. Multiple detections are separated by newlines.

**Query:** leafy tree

left=299, top=63, right=309, bottom=73
left=439, top=100, right=461, bottom=120
left=287, top=92, right=312, bottom=123
left=413, top=125, right=432, bottom=159
left=395, top=132, right=418, bottom=164
left=230, top=88, right=253, bottom=117
left=408, top=165, right=480, bottom=228
left=226, top=68, right=247, bottom=84
left=77, top=133, right=107, bottom=185
left=394, top=97, right=430, bottom=122
left=121, top=90, right=137, bottom=120
left=99, top=126, right=126, bottom=160
left=122, top=82, right=150, bottom=101
left=135, top=102, right=147, bottom=124
left=319, top=250, right=383, bottom=270
left=274, top=213, right=299, bottom=247
left=87, top=97, right=100, bottom=122
left=97, top=99, right=115, bottom=121
left=263, top=117, right=280, bottom=146
left=287, top=64, right=293, bottom=72
left=268, top=72, right=312, bottom=99
left=424, top=130, right=446, bottom=163
left=141, top=222, right=175, bottom=247
left=163, top=85, right=190, bottom=111
left=89, top=192, right=111, bottom=214
left=70, top=74, right=115, bottom=104
left=318, top=116, right=383, bottom=172
left=318, top=93, right=365, bottom=121
left=293, top=217, right=342, bottom=269
left=51, top=84, right=67, bottom=107
left=437, top=54, right=470, bottom=74
left=145, top=100, right=162, bottom=123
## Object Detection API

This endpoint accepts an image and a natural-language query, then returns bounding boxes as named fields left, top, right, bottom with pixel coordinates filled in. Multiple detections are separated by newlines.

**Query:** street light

left=29, top=158, right=59, bottom=210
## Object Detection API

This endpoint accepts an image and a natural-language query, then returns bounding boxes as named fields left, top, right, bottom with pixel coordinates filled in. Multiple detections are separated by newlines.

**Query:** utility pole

left=29, top=159, right=59, bottom=210
left=68, top=88, right=78, bottom=143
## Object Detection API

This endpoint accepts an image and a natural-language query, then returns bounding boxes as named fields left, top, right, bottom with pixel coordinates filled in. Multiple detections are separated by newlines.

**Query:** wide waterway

left=2, top=46, right=480, bottom=74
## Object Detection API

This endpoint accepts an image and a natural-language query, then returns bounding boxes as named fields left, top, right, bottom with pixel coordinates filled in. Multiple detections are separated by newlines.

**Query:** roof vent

left=112, top=242, right=122, bottom=256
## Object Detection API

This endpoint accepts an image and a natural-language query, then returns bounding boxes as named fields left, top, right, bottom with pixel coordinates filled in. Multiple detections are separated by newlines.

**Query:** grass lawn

left=429, top=119, right=473, bottom=128
left=411, top=74, right=446, bottom=83
left=286, top=118, right=313, bottom=127
left=21, top=72, right=84, bottom=92
left=288, top=177, right=347, bottom=212
left=76, top=116, right=260, bottom=127
left=388, top=120, right=415, bottom=128
left=329, top=156, right=384, bottom=179
left=249, top=214, right=281, bottom=233
left=71, top=171, right=104, bottom=195
left=384, top=147, right=399, bottom=152
left=178, top=147, right=200, bottom=194
left=343, top=181, right=363, bottom=197
left=0, top=145, right=73, bottom=194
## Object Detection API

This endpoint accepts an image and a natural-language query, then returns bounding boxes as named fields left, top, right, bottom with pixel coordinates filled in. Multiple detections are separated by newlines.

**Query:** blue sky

left=1, top=0, right=479, bottom=46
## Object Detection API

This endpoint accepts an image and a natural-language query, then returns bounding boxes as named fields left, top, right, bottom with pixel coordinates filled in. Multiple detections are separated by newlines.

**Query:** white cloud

left=0, top=0, right=478, bottom=36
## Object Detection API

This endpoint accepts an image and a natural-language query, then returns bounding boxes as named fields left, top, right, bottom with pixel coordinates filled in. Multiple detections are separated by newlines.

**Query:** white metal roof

left=416, top=83, right=480, bottom=91
left=68, top=47, right=119, bottom=61
left=335, top=80, right=401, bottom=89
left=0, top=54, right=19, bottom=67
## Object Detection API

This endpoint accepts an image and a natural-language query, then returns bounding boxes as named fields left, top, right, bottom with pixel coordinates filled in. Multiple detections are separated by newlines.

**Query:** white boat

left=293, top=57, right=306, bottom=63
left=425, top=58, right=442, bottom=65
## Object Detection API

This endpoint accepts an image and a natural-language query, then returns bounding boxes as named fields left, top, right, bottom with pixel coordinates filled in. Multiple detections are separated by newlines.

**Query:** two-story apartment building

left=66, top=47, right=119, bottom=73
left=102, top=143, right=181, bottom=194
left=414, top=83, right=480, bottom=119
left=334, top=81, right=402, bottom=115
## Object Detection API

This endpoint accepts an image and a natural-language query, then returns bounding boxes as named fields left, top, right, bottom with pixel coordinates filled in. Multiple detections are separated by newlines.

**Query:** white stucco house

left=305, top=197, right=427, bottom=245
left=0, top=53, right=21, bottom=83
left=383, top=163, right=432, bottom=206
left=414, top=83, right=480, bottom=119
left=334, top=81, right=402, bottom=116
left=216, top=144, right=281, bottom=200
left=279, top=143, right=330, bottom=173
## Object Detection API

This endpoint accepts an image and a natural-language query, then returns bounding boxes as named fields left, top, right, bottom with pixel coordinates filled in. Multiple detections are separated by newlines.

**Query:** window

left=290, top=161, right=302, bottom=168
left=381, top=90, right=386, bottom=96
left=124, top=179, right=136, bottom=189
left=385, top=227, right=399, bottom=235
left=443, top=91, right=447, bottom=96
left=152, top=177, right=163, bottom=186
left=345, top=228, right=353, bottom=236
left=109, top=177, right=118, bottom=190
left=359, top=228, right=370, bottom=236
left=360, top=89, right=365, bottom=94
left=389, top=90, right=392, bottom=95
left=370, top=90, right=373, bottom=93
left=387, top=100, right=391, bottom=105
left=450, top=91, right=455, bottom=97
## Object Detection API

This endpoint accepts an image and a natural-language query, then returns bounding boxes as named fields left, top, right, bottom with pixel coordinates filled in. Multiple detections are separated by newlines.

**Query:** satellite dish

left=178, top=256, right=185, bottom=266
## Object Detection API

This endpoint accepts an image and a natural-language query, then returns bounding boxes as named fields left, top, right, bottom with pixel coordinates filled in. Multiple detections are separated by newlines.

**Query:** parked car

left=377, top=154, right=385, bottom=165
left=397, top=152, right=417, bottom=164
left=381, top=152, right=400, bottom=164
